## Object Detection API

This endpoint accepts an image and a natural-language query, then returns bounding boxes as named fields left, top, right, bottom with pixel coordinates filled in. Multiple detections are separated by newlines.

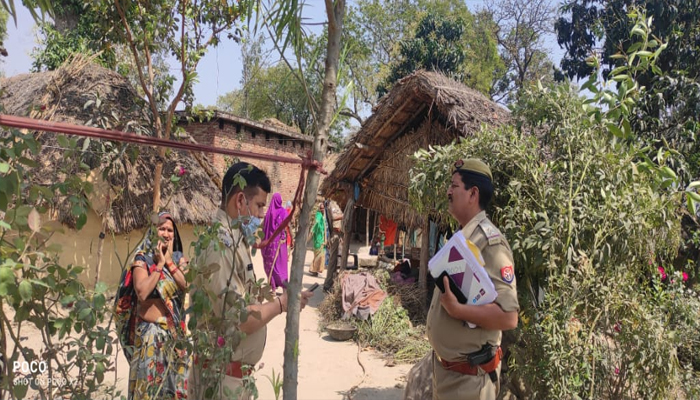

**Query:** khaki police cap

left=453, top=158, right=493, bottom=181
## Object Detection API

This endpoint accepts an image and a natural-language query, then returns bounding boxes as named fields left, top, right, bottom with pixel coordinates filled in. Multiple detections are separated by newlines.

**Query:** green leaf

left=660, top=166, right=677, bottom=180
left=95, top=281, right=108, bottom=294
left=56, top=135, right=70, bottom=148
left=607, top=124, right=624, bottom=138
left=13, top=383, right=28, bottom=399
left=93, top=293, right=105, bottom=309
left=78, top=308, right=92, bottom=320
left=687, top=181, right=700, bottom=191
left=19, top=280, right=33, bottom=302
left=96, top=336, right=106, bottom=351
left=688, top=191, right=700, bottom=202
left=0, top=162, right=9, bottom=173
left=76, top=213, right=88, bottom=230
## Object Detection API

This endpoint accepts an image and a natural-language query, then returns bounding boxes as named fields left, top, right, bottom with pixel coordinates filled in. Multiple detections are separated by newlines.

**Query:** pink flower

left=614, top=322, right=621, bottom=333
left=217, top=336, right=225, bottom=347
left=682, top=272, right=689, bottom=282
left=177, top=166, right=187, bottom=177
left=657, top=266, right=667, bottom=281
left=614, top=367, right=620, bottom=375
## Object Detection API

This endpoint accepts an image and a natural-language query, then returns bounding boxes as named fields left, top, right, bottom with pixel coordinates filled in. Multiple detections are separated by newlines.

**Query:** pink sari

left=262, top=193, right=289, bottom=290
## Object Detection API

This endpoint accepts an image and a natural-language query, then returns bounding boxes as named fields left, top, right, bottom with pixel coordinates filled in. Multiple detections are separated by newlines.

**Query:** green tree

left=555, top=0, right=700, bottom=181
left=93, top=0, right=255, bottom=211
left=217, top=63, right=316, bottom=134
left=378, top=9, right=501, bottom=96
left=218, top=30, right=348, bottom=147
left=31, top=0, right=119, bottom=71
left=485, top=0, right=557, bottom=103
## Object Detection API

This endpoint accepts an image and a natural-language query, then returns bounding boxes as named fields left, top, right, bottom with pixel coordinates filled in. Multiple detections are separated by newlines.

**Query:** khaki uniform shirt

left=193, top=209, right=267, bottom=365
left=427, top=211, right=519, bottom=361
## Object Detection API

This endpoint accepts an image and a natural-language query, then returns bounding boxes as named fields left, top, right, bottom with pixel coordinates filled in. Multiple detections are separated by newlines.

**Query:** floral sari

left=115, top=212, right=188, bottom=399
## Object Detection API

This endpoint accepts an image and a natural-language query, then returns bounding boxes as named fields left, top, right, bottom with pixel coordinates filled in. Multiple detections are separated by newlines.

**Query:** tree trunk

left=152, top=146, right=166, bottom=212
left=93, top=217, right=108, bottom=289
left=419, top=219, right=430, bottom=313
left=282, top=1, right=346, bottom=399
left=339, top=197, right=355, bottom=269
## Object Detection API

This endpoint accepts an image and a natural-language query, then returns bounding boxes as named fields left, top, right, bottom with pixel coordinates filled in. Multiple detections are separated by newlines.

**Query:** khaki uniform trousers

left=432, top=352, right=500, bottom=400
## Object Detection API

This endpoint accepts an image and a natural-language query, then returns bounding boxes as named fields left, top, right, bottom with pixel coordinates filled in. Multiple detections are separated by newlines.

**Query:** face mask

left=241, top=200, right=262, bottom=244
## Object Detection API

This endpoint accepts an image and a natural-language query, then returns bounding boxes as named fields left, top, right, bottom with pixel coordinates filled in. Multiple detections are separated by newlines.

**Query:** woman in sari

left=309, top=203, right=326, bottom=277
left=262, top=193, right=289, bottom=292
left=123, top=212, right=189, bottom=399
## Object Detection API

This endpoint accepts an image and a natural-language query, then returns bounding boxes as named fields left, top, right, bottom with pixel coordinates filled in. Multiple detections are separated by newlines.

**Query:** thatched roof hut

left=0, top=56, right=220, bottom=233
left=320, top=70, right=510, bottom=230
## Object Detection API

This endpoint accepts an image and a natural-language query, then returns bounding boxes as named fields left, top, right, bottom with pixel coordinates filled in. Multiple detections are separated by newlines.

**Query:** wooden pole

left=419, top=219, right=430, bottom=312
left=365, top=209, right=369, bottom=247
left=340, top=196, right=355, bottom=269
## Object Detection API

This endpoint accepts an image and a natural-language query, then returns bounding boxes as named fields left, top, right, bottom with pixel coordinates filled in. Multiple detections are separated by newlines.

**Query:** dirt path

left=252, top=249, right=411, bottom=400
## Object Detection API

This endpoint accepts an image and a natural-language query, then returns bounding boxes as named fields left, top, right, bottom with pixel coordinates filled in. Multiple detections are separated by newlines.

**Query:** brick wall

left=183, top=119, right=310, bottom=204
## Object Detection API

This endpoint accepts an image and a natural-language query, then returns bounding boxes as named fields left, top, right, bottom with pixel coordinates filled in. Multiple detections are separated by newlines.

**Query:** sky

left=3, top=1, right=565, bottom=109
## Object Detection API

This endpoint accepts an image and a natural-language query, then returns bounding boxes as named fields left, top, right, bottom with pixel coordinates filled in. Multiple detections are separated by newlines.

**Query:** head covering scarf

left=262, top=193, right=289, bottom=290
left=115, top=212, right=186, bottom=361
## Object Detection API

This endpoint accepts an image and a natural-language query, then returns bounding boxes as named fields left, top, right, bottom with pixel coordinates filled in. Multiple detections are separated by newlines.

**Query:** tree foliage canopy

left=556, top=0, right=700, bottom=180
left=378, top=7, right=501, bottom=96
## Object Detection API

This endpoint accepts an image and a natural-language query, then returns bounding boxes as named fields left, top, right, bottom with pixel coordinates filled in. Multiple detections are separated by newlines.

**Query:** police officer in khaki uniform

left=189, top=162, right=312, bottom=399
left=427, top=159, right=519, bottom=400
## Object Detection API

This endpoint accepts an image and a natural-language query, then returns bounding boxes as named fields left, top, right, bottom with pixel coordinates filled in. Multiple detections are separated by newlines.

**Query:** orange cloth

left=379, top=215, right=397, bottom=247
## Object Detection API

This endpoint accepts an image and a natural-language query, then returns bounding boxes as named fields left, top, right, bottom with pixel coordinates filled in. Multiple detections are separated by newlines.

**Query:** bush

left=409, top=10, right=700, bottom=398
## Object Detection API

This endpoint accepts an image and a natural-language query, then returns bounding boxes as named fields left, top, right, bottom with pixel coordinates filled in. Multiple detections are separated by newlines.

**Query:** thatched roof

left=320, top=70, right=510, bottom=229
left=0, top=56, right=220, bottom=233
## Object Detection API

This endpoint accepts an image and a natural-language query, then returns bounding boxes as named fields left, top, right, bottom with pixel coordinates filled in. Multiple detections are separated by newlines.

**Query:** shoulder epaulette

left=478, top=219, right=503, bottom=246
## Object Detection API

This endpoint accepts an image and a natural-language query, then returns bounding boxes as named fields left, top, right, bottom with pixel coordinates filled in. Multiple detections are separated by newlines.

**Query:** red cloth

left=285, top=207, right=294, bottom=248
left=379, top=215, right=397, bottom=247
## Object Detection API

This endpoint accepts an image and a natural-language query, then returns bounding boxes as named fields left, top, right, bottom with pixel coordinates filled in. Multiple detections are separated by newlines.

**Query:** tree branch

left=115, top=0, right=159, bottom=127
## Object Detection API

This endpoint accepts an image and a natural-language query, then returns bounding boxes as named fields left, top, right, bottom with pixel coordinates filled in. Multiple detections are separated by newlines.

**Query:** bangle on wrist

left=277, top=297, right=284, bottom=314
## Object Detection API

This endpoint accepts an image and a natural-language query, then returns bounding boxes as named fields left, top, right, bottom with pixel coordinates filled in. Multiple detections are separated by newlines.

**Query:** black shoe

left=309, top=272, right=319, bottom=277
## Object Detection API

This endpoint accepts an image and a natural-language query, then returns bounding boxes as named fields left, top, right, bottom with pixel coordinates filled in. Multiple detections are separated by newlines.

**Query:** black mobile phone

left=434, top=271, right=468, bottom=304
left=308, top=283, right=320, bottom=292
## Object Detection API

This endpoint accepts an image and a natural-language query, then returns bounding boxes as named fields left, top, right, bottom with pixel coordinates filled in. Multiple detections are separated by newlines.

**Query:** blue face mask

left=241, top=201, right=262, bottom=243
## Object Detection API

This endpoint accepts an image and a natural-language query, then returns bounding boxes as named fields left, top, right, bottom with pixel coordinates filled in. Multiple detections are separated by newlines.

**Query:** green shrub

left=409, top=10, right=699, bottom=399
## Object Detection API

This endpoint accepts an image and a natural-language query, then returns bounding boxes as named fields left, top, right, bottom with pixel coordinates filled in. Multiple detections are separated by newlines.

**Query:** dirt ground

left=6, top=246, right=413, bottom=400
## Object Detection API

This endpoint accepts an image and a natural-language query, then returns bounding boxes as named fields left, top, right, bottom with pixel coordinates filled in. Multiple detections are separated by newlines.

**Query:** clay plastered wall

left=185, top=120, right=308, bottom=205
left=48, top=210, right=201, bottom=288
